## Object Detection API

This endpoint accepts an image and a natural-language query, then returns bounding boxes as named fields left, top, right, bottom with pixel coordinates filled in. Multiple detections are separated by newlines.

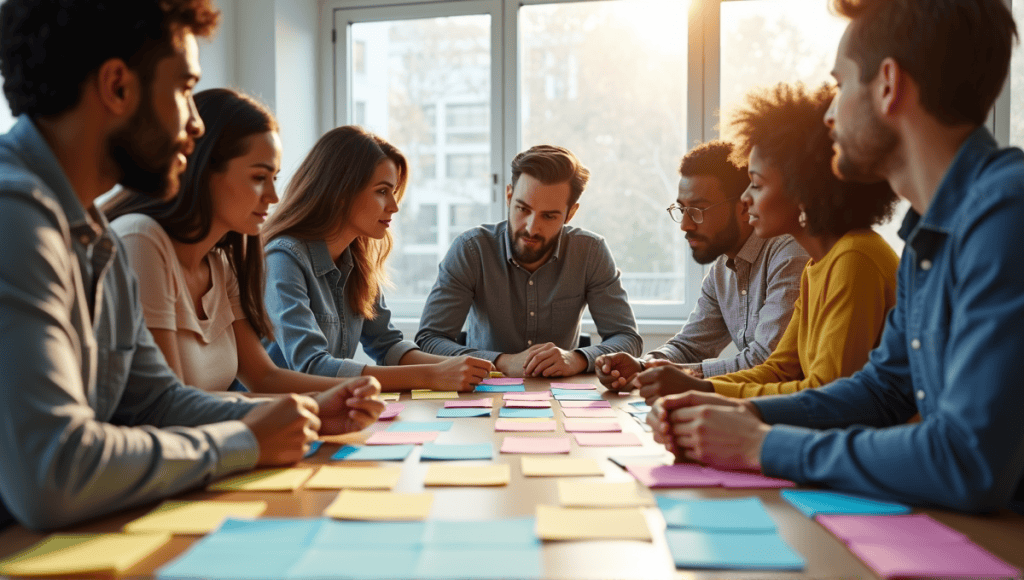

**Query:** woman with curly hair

left=633, top=82, right=899, bottom=402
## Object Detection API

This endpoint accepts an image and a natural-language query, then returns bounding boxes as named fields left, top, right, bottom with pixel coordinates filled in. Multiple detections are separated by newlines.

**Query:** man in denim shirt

left=417, top=145, right=642, bottom=378
left=647, top=0, right=1024, bottom=512
left=0, top=0, right=382, bottom=531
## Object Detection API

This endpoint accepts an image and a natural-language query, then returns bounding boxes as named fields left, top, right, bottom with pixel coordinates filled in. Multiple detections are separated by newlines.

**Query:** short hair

left=0, top=0, right=219, bottom=119
left=830, top=0, right=1018, bottom=127
left=727, top=82, right=897, bottom=238
left=679, top=140, right=749, bottom=199
left=510, top=145, right=591, bottom=208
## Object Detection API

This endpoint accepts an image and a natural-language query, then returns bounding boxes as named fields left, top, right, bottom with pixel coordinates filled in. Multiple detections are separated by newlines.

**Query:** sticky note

left=557, top=480, right=655, bottom=508
left=289, top=547, right=419, bottom=580
left=0, top=532, right=171, bottom=576
left=207, top=468, right=314, bottom=492
left=424, top=464, right=511, bottom=486
left=628, top=402, right=652, bottom=413
left=379, top=392, right=401, bottom=401
left=501, top=436, right=571, bottom=454
left=815, top=514, right=967, bottom=545
left=417, top=546, right=543, bottom=579
left=558, top=400, right=611, bottom=408
left=365, top=431, right=440, bottom=445
left=123, top=500, right=267, bottom=534
left=521, top=457, right=604, bottom=477
left=213, top=517, right=326, bottom=545
left=423, top=518, right=539, bottom=547
left=535, top=505, right=652, bottom=541
left=481, top=378, right=524, bottom=385
left=331, top=444, right=414, bottom=461
left=503, top=399, right=552, bottom=408
left=378, top=403, right=405, bottom=420
left=304, top=466, right=402, bottom=490
left=549, top=383, right=596, bottom=390
left=475, top=384, right=526, bottom=393
left=386, top=421, right=453, bottom=432
left=436, top=407, right=492, bottom=418
left=711, top=468, right=794, bottom=489
left=312, top=520, right=425, bottom=547
left=847, top=540, right=1020, bottom=579
left=504, top=391, right=551, bottom=400
left=561, top=407, right=617, bottom=418
left=562, top=419, right=621, bottom=432
left=781, top=490, right=911, bottom=517
left=665, top=529, right=805, bottom=570
left=444, top=398, right=494, bottom=408
left=494, top=418, right=556, bottom=432
left=628, top=463, right=720, bottom=488
left=304, top=440, right=323, bottom=458
left=499, top=407, right=554, bottom=418
left=421, top=442, right=494, bottom=461
left=573, top=432, right=642, bottom=447
left=489, top=371, right=505, bottom=378
left=411, top=390, right=460, bottom=400
left=656, top=496, right=777, bottom=532
left=324, top=490, right=433, bottom=521
left=157, top=542, right=305, bottom=580
left=552, top=392, right=603, bottom=401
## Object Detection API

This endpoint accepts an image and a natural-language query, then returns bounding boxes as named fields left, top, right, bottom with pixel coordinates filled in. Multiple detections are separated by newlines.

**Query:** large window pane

left=350, top=16, right=492, bottom=300
left=1011, top=0, right=1024, bottom=147
left=520, top=0, right=689, bottom=303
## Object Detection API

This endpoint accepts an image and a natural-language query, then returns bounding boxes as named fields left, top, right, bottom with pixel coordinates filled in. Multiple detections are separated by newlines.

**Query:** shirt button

left=530, top=311, right=535, bottom=317
left=529, top=280, right=534, bottom=286
left=920, top=260, right=932, bottom=271
left=740, top=290, right=747, bottom=296
left=917, top=390, right=926, bottom=400
left=79, top=234, right=90, bottom=245
left=911, top=339, right=921, bottom=350
left=528, top=340, right=533, bottom=345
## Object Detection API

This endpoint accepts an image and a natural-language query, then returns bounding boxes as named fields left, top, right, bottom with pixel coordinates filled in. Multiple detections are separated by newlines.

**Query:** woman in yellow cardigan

left=633, top=82, right=899, bottom=403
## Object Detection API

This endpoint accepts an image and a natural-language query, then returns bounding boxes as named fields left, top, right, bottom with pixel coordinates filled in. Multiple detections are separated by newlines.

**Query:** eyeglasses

left=666, top=197, right=741, bottom=224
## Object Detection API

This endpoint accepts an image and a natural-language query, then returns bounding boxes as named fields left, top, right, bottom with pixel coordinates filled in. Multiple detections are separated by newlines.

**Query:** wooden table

left=2, top=376, right=1022, bottom=579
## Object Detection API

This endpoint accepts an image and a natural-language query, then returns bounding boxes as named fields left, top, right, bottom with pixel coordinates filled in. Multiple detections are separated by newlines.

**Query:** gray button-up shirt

left=0, top=117, right=261, bottom=531
left=649, top=233, right=808, bottom=377
left=415, top=222, right=642, bottom=371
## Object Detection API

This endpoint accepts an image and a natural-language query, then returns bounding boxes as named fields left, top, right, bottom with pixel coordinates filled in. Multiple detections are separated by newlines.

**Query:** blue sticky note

left=420, top=442, right=495, bottom=461
left=781, top=489, right=911, bottom=517
left=212, top=517, right=327, bottom=546
left=552, top=392, right=603, bottom=401
left=656, top=496, right=777, bottom=532
left=416, top=547, right=543, bottom=579
left=312, top=520, right=426, bottom=547
left=475, top=384, right=527, bottom=392
left=386, top=421, right=454, bottom=432
left=498, top=407, right=554, bottom=418
left=158, top=538, right=305, bottom=580
left=629, top=402, right=653, bottom=413
left=665, top=529, right=805, bottom=570
left=289, top=547, right=421, bottom=580
left=423, top=518, right=539, bottom=547
left=331, top=444, right=414, bottom=461
left=436, top=407, right=492, bottom=418
left=303, top=440, right=322, bottom=458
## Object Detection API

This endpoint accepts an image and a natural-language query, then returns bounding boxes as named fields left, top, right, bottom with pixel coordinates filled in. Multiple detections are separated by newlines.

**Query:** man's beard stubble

left=107, top=91, right=186, bottom=200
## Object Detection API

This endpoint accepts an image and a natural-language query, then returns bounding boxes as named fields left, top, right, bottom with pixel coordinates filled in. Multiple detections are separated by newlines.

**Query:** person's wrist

left=637, top=357, right=647, bottom=371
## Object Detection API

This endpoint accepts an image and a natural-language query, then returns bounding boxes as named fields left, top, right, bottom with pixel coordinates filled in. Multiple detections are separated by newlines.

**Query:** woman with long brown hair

left=262, top=125, right=493, bottom=391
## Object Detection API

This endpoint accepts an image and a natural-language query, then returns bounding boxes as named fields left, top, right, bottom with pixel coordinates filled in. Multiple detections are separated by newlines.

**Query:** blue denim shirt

left=263, top=236, right=418, bottom=377
left=754, top=127, right=1024, bottom=512
left=0, top=117, right=260, bottom=531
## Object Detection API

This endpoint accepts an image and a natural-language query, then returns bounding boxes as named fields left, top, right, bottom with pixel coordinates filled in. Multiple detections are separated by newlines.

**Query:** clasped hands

left=497, top=342, right=588, bottom=378
left=596, top=354, right=714, bottom=404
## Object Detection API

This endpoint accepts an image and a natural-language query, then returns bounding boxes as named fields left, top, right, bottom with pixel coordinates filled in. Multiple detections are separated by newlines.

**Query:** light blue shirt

left=0, top=117, right=261, bottom=531
left=263, top=236, right=419, bottom=377
left=754, top=127, right=1024, bottom=512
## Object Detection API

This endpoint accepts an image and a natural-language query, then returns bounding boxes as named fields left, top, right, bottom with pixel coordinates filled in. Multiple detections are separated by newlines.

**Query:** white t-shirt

left=111, top=213, right=245, bottom=391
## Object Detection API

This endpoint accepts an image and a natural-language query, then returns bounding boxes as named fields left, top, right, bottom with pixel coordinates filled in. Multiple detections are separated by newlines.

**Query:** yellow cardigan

left=710, top=229, right=898, bottom=398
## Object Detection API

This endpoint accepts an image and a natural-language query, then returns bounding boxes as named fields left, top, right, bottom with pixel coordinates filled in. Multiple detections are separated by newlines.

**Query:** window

left=354, top=101, right=366, bottom=126
left=1010, top=0, right=1024, bottom=147
left=446, top=153, right=489, bottom=180
left=353, top=40, right=366, bottom=75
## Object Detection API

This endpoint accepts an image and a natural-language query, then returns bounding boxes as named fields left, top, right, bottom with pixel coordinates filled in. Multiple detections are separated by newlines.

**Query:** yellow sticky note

left=208, top=468, right=314, bottom=492
left=123, top=500, right=267, bottom=534
left=424, top=464, right=511, bottom=487
left=0, top=532, right=170, bottom=575
left=379, top=392, right=401, bottom=401
left=535, top=505, right=652, bottom=541
left=411, top=390, right=460, bottom=400
left=304, top=466, right=402, bottom=490
left=324, top=490, right=433, bottom=521
left=521, top=457, right=604, bottom=477
left=557, top=480, right=655, bottom=508
left=489, top=371, right=505, bottom=378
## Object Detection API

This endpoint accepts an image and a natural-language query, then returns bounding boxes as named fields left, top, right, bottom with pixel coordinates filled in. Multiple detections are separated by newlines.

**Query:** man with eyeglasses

left=598, top=141, right=808, bottom=391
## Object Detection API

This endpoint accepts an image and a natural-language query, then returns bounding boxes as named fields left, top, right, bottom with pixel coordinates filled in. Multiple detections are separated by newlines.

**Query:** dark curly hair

left=726, top=82, right=897, bottom=238
left=0, top=0, right=219, bottom=119
left=679, top=140, right=749, bottom=199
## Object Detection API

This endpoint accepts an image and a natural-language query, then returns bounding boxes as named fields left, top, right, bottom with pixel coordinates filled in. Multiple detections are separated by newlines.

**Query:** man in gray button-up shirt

left=598, top=141, right=808, bottom=389
left=416, top=146, right=642, bottom=378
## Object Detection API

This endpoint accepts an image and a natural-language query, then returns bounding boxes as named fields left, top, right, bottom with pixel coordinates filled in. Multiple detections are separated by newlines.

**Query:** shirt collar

left=732, top=232, right=766, bottom=266
left=501, top=220, right=566, bottom=266
left=308, top=239, right=351, bottom=277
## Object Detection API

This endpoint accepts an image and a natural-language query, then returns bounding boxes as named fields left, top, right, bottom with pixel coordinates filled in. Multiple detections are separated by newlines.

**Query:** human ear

left=95, top=58, right=139, bottom=117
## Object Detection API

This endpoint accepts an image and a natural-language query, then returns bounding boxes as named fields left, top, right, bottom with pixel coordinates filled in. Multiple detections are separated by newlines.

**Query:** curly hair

left=679, top=140, right=749, bottom=199
left=0, top=0, right=219, bottom=118
left=726, top=82, right=897, bottom=238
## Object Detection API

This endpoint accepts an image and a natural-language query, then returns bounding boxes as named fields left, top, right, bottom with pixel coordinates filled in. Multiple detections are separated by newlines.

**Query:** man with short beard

left=417, top=145, right=642, bottom=378
left=0, top=0, right=383, bottom=532
left=596, top=141, right=808, bottom=390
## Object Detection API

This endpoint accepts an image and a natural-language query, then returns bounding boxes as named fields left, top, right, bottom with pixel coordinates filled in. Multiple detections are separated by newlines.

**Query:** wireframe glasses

left=666, top=197, right=741, bottom=224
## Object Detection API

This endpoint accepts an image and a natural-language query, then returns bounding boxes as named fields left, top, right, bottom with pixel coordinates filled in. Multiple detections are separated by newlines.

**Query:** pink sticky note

left=562, top=419, right=621, bottom=432
left=365, top=431, right=439, bottom=445
left=481, top=378, right=525, bottom=386
left=573, top=432, right=642, bottom=447
left=377, top=403, right=405, bottom=420
left=561, top=407, right=617, bottom=418
left=709, top=467, right=795, bottom=489
left=627, top=464, right=722, bottom=488
left=444, top=399, right=494, bottom=408
left=504, top=400, right=552, bottom=408
left=549, top=383, right=597, bottom=390
left=558, top=400, right=612, bottom=408
left=815, top=514, right=968, bottom=545
left=500, top=436, right=571, bottom=454
left=848, top=540, right=1021, bottom=579
left=504, top=391, right=551, bottom=400
left=494, top=419, right=556, bottom=432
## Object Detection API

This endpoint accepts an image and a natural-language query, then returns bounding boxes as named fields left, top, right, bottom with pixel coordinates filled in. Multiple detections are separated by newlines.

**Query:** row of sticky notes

left=0, top=532, right=172, bottom=576
left=627, top=462, right=794, bottom=489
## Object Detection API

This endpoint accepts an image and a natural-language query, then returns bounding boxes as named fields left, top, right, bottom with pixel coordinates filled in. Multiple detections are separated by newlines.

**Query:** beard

left=831, top=102, right=898, bottom=184
left=107, top=91, right=187, bottom=200
left=511, top=229, right=558, bottom=265
left=688, top=211, right=740, bottom=265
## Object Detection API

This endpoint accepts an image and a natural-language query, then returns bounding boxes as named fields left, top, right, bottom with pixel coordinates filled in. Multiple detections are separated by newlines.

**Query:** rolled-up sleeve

left=359, top=292, right=419, bottom=366
left=416, top=240, right=494, bottom=360
left=577, top=238, right=642, bottom=371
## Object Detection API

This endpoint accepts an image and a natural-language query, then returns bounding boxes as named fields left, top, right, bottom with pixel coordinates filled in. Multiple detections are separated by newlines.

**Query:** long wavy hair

left=102, top=88, right=278, bottom=338
left=261, top=126, right=408, bottom=319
